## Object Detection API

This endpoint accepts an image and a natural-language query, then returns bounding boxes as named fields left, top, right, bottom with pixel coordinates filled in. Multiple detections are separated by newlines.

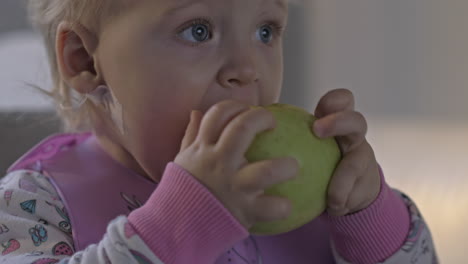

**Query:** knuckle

left=223, top=100, right=249, bottom=112
left=211, top=100, right=240, bottom=115
left=282, top=157, right=299, bottom=176
left=326, top=89, right=355, bottom=109
left=328, top=192, right=346, bottom=207
left=277, top=199, right=292, bottom=218
left=190, top=142, right=202, bottom=153
left=337, top=88, right=354, bottom=98
left=346, top=160, right=366, bottom=174
left=244, top=108, right=275, bottom=126
left=354, top=111, right=366, bottom=122
left=211, top=103, right=227, bottom=115
left=326, top=115, right=338, bottom=130
left=321, top=95, right=334, bottom=108
left=262, top=110, right=276, bottom=125
left=251, top=107, right=269, bottom=117
left=232, top=122, right=249, bottom=136
left=332, top=88, right=355, bottom=105
left=339, top=138, right=354, bottom=153
left=256, top=109, right=276, bottom=127
left=258, top=163, right=274, bottom=180
left=354, top=111, right=368, bottom=133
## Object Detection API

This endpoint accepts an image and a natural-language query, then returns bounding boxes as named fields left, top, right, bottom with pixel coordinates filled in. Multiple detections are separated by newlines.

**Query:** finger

left=217, top=108, right=276, bottom=158
left=180, top=110, right=203, bottom=151
left=343, top=180, right=376, bottom=215
left=326, top=144, right=370, bottom=215
left=253, top=195, right=292, bottom=222
left=314, top=88, right=355, bottom=118
left=313, top=111, right=367, bottom=154
left=235, top=157, right=299, bottom=193
left=344, top=159, right=381, bottom=213
left=197, top=100, right=250, bottom=144
left=327, top=206, right=350, bottom=217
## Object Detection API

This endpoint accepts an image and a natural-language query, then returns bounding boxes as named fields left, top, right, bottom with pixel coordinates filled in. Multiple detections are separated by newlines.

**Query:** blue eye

left=179, top=19, right=212, bottom=43
left=257, top=22, right=284, bottom=44
left=258, top=25, right=273, bottom=43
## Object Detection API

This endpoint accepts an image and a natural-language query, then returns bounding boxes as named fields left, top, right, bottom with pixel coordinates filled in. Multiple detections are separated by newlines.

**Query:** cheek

left=117, top=67, right=212, bottom=175
left=260, top=48, right=284, bottom=104
left=122, top=91, right=194, bottom=177
left=104, top=44, right=208, bottom=118
left=126, top=112, right=189, bottom=178
left=270, top=47, right=284, bottom=84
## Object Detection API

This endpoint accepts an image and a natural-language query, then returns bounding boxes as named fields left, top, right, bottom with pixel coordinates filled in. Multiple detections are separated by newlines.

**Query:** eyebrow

left=162, top=0, right=288, bottom=17
left=161, top=0, right=198, bottom=17
left=274, top=0, right=288, bottom=13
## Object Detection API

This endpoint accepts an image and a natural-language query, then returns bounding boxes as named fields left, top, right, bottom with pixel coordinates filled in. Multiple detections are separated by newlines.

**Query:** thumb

left=180, top=110, right=202, bottom=151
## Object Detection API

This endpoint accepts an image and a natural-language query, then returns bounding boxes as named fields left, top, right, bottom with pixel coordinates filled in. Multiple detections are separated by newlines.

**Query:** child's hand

left=313, top=89, right=381, bottom=217
left=175, top=100, right=300, bottom=229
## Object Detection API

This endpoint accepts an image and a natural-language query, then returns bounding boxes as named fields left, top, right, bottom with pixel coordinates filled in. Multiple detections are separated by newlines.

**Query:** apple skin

left=246, top=103, right=341, bottom=235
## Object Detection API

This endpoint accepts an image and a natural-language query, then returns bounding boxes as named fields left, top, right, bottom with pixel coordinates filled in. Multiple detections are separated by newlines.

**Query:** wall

left=1, top=1, right=468, bottom=262
left=305, top=0, right=468, bottom=121
left=0, top=0, right=30, bottom=33
left=304, top=1, right=468, bottom=262
left=0, top=1, right=308, bottom=111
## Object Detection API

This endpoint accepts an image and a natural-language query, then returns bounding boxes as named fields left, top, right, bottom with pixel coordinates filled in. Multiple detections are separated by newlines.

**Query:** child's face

left=95, top=0, right=288, bottom=179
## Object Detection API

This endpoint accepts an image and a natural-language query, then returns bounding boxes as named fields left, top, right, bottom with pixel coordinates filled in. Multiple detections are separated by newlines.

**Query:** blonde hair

left=27, top=0, right=117, bottom=132
left=28, top=0, right=300, bottom=132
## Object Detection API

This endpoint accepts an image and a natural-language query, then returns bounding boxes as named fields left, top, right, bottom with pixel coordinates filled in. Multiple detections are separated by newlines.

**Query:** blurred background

left=0, top=0, right=467, bottom=262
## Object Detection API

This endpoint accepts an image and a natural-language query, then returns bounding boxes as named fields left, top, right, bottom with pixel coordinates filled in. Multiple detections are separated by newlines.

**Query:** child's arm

left=311, top=89, right=438, bottom=263
left=328, top=174, right=438, bottom=264
left=0, top=170, right=162, bottom=263
left=0, top=166, right=247, bottom=264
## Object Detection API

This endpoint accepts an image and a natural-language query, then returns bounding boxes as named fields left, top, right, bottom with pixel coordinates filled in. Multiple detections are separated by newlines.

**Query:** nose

left=217, top=44, right=259, bottom=89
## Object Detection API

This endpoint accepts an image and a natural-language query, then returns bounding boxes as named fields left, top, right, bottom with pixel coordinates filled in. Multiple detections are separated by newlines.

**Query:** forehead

left=106, top=0, right=290, bottom=31
left=121, top=0, right=289, bottom=14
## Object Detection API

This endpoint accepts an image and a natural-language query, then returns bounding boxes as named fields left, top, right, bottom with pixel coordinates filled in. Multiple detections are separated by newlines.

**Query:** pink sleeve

left=128, top=162, right=249, bottom=264
left=328, top=167, right=411, bottom=264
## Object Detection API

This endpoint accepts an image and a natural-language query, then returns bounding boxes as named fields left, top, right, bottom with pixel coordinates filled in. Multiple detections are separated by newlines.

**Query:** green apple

left=246, top=103, right=341, bottom=235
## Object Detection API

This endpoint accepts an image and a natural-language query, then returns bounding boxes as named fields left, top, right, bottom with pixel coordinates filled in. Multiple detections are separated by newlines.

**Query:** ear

left=56, top=21, right=102, bottom=94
